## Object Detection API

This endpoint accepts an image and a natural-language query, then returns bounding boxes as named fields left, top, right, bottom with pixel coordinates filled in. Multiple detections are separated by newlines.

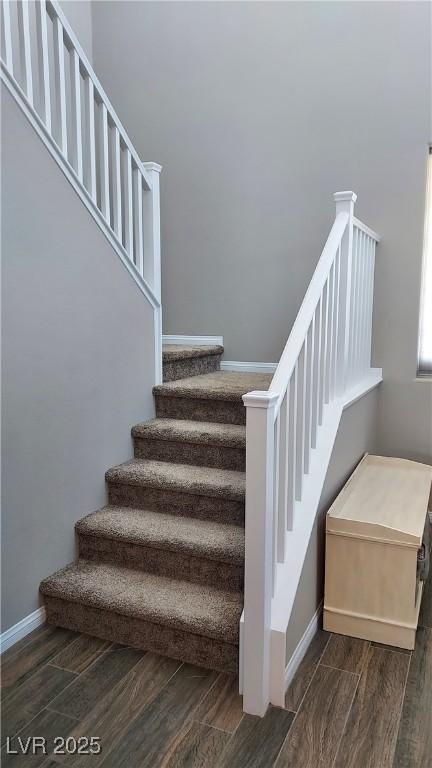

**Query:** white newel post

left=333, top=191, right=357, bottom=395
left=242, top=390, right=278, bottom=716
left=143, top=162, right=163, bottom=385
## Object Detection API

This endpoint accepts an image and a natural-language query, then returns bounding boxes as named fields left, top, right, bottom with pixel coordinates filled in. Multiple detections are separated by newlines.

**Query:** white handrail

left=270, top=211, right=349, bottom=411
left=242, top=192, right=380, bottom=715
left=0, top=0, right=163, bottom=383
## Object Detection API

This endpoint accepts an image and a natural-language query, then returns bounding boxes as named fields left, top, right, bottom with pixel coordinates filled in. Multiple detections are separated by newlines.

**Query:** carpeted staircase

left=40, top=345, right=271, bottom=672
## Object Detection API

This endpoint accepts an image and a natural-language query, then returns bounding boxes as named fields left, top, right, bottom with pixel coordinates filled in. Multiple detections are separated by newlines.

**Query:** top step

left=162, top=344, right=224, bottom=382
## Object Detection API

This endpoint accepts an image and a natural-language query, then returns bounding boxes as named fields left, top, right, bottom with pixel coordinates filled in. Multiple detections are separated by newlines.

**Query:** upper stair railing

left=0, top=0, right=162, bottom=381
left=241, top=192, right=381, bottom=715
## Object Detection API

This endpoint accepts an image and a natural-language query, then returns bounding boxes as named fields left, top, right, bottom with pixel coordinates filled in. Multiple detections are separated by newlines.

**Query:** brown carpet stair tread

left=106, top=459, right=245, bottom=500
left=153, top=371, right=272, bottom=401
left=132, top=418, right=246, bottom=448
left=40, top=561, right=242, bottom=644
left=76, top=506, right=244, bottom=563
left=162, top=344, right=224, bottom=362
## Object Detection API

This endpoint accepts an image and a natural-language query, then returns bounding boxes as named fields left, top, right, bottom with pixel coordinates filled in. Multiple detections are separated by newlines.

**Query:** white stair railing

left=0, top=0, right=162, bottom=382
left=241, top=192, right=381, bottom=715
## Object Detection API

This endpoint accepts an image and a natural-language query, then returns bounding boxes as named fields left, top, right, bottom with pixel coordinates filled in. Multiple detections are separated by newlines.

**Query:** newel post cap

left=242, top=390, right=279, bottom=409
left=333, top=191, right=357, bottom=204
left=143, top=161, right=163, bottom=174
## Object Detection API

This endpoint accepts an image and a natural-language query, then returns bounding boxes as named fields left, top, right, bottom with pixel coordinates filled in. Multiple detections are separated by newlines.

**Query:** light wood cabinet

left=324, top=454, right=432, bottom=649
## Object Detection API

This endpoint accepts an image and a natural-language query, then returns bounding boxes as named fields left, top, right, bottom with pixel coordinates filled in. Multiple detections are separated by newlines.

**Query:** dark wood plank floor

left=2, top=566, right=431, bottom=767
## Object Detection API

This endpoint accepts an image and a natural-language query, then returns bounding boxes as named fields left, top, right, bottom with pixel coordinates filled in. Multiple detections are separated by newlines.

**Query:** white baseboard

left=0, top=607, right=46, bottom=654
left=220, top=361, right=277, bottom=374
left=284, top=602, right=323, bottom=694
left=162, top=334, right=224, bottom=347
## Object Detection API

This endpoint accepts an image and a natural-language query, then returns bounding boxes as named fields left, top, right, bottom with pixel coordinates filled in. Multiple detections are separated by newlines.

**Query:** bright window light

left=418, top=148, right=432, bottom=376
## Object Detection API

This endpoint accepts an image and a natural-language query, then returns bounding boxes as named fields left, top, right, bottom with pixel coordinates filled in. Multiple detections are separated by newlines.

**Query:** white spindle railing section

left=242, top=192, right=380, bottom=715
left=0, top=0, right=162, bottom=381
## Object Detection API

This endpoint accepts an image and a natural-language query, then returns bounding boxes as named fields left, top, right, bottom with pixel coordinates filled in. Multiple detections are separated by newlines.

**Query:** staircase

left=1, top=0, right=383, bottom=716
left=40, top=345, right=272, bottom=672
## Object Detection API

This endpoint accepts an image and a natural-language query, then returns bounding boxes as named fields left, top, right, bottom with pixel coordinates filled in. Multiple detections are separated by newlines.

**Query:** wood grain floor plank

left=321, top=634, right=370, bottom=674
left=276, top=665, right=357, bottom=768
left=2, top=708, right=77, bottom=768
left=100, top=664, right=218, bottom=768
left=1, top=625, right=52, bottom=663
left=218, top=707, right=294, bottom=768
left=158, top=720, right=230, bottom=767
left=392, top=627, right=432, bottom=768
left=333, top=646, right=410, bottom=768
left=54, top=653, right=181, bottom=768
left=1, top=665, right=77, bottom=746
left=46, top=645, right=143, bottom=720
left=419, top=569, right=432, bottom=629
left=371, top=642, right=411, bottom=656
left=194, top=673, right=243, bottom=733
left=51, top=635, right=111, bottom=674
left=285, top=630, right=330, bottom=711
left=1, top=627, right=77, bottom=697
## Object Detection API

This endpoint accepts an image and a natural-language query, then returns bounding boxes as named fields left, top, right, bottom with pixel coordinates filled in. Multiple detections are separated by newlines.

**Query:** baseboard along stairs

left=40, top=345, right=272, bottom=673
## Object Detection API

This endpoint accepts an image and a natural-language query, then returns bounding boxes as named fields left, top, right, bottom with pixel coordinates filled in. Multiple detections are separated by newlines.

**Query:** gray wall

left=286, top=388, right=379, bottom=662
left=60, top=0, right=92, bottom=61
left=92, top=0, right=432, bottom=463
left=1, top=85, right=155, bottom=630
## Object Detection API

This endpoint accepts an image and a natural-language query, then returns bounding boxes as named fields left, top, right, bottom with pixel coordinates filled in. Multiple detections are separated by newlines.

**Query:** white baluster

left=304, top=323, right=313, bottom=474
left=365, top=239, right=376, bottom=371
left=99, top=102, right=110, bottom=222
left=349, top=228, right=359, bottom=380
left=133, top=169, right=144, bottom=274
left=317, top=293, right=324, bottom=427
left=310, top=311, right=318, bottom=450
left=85, top=77, right=96, bottom=200
left=35, top=1, right=51, bottom=131
left=332, top=246, right=341, bottom=394
left=362, top=236, right=373, bottom=373
left=112, top=127, right=122, bottom=239
left=276, top=392, right=289, bottom=563
left=355, top=231, right=365, bottom=377
left=17, top=0, right=33, bottom=103
left=295, top=341, right=306, bottom=500
left=272, top=412, right=280, bottom=591
left=323, top=273, right=331, bottom=404
left=70, top=50, right=83, bottom=181
left=334, top=191, right=356, bottom=395
left=278, top=385, right=290, bottom=544
left=327, top=261, right=337, bottom=403
left=311, top=302, right=320, bottom=444
left=242, top=390, right=278, bottom=717
left=53, top=17, right=67, bottom=155
left=287, top=366, right=297, bottom=528
left=124, top=150, right=134, bottom=259
left=1, top=0, right=14, bottom=74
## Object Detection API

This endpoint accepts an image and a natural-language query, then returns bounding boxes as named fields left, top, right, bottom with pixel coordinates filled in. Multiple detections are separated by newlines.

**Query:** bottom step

left=40, top=561, right=242, bottom=672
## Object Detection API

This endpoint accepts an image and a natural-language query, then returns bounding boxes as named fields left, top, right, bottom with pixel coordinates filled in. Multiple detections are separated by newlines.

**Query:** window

left=418, top=148, right=432, bottom=376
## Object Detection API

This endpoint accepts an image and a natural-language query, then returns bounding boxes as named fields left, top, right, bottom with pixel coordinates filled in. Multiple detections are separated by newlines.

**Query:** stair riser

left=44, top=597, right=238, bottom=673
left=163, top=354, right=222, bottom=382
left=155, top=396, right=246, bottom=425
left=133, top=437, right=245, bottom=471
left=107, top=483, right=245, bottom=526
left=78, top=534, right=244, bottom=592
